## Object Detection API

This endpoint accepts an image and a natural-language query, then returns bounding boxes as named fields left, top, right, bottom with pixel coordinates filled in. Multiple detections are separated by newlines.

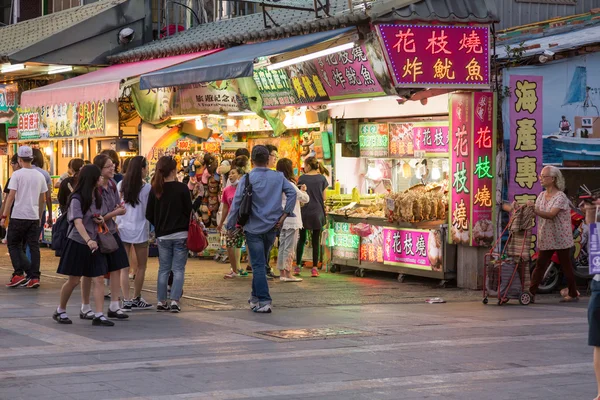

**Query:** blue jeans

left=157, top=238, right=188, bottom=302
left=246, top=229, right=277, bottom=305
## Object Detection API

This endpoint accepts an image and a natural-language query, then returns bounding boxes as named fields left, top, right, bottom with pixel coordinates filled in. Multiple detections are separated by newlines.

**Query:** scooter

left=530, top=208, right=592, bottom=293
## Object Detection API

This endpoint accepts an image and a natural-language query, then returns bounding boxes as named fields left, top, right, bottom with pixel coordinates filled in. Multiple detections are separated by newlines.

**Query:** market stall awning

left=139, top=27, right=355, bottom=90
left=20, top=50, right=221, bottom=108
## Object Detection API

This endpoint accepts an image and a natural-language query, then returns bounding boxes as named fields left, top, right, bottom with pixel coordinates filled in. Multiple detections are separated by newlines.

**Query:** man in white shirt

left=2, top=146, right=48, bottom=289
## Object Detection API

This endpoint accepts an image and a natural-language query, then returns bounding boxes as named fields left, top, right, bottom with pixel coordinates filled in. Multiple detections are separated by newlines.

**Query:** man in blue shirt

left=227, top=145, right=297, bottom=313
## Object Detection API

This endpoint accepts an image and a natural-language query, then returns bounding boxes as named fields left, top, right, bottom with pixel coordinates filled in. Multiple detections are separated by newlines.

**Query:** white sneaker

left=253, top=303, right=272, bottom=313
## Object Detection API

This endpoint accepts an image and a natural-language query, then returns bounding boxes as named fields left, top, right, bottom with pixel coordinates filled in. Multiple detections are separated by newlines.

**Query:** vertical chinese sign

left=471, top=92, right=496, bottom=247
left=508, top=75, right=543, bottom=249
left=449, top=93, right=472, bottom=245
left=376, top=24, right=489, bottom=87
left=77, top=101, right=106, bottom=136
left=359, top=123, right=389, bottom=157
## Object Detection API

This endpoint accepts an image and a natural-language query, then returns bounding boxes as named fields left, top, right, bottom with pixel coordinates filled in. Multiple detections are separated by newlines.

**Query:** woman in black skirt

left=53, top=165, right=113, bottom=326
left=91, top=154, right=129, bottom=319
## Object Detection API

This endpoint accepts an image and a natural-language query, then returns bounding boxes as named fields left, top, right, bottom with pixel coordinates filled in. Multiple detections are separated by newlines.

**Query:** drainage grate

left=256, top=327, right=370, bottom=340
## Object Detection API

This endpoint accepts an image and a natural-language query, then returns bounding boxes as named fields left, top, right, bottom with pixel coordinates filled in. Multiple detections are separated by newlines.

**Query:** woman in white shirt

left=117, top=156, right=153, bottom=310
left=276, top=158, right=309, bottom=282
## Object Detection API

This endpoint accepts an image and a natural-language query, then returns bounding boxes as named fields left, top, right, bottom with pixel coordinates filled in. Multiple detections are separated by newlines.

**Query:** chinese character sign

left=0, top=84, right=18, bottom=125
left=382, top=228, right=444, bottom=271
left=17, top=109, right=41, bottom=140
left=286, top=61, right=330, bottom=104
left=359, top=123, right=389, bottom=157
left=449, top=93, right=472, bottom=245
left=7, top=127, right=18, bottom=141
left=77, top=101, right=106, bottom=136
left=313, top=44, right=387, bottom=100
left=359, top=225, right=384, bottom=264
left=508, top=75, right=543, bottom=207
left=39, top=104, right=77, bottom=139
left=332, top=222, right=360, bottom=260
left=471, top=92, right=496, bottom=247
left=388, top=123, right=414, bottom=157
left=253, top=67, right=299, bottom=107
left=412, top=122, right=449, bottom=154
left=377, top=24, right=489, bottom=87
left=174, top=81, right=250, bottom=114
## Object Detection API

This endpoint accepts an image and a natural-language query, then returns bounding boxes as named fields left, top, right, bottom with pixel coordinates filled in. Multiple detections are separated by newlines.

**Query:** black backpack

left=51, top=194, right=79, bottom=257
left=237, top=174, right=253, bottom=226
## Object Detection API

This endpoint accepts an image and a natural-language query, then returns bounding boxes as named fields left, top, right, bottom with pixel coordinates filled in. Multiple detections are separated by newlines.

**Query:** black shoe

left=92, top=316, right=114, bottom=326
left=246, top=265, right=252, bottom=272
left=156, top=303, right=170, bottom=312
left=104, top=292, right=111, bottom=299
left=170, top=303, right=181, bottom=313
left=131, top=296, right=153, bottom=310
left=52, top=311, right=72, bottom=324
left=266, top=270, right=279, bottom=279
left=79, top=310, right=95, bottom=320
left=107, top=308, right=129, bottom=319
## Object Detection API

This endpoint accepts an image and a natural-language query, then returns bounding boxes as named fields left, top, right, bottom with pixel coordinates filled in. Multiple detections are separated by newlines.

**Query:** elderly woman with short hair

left=528, top=166, right=578, bottom=302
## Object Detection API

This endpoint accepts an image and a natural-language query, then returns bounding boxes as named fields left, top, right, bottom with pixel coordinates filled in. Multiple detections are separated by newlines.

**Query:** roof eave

left=108, top=11, right=370, bottom=64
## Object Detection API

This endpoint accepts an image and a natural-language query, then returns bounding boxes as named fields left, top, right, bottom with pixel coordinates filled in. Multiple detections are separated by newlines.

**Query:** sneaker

left=156, top=302, right=170, bottom=312
left=224, top=270, right=238, bottom=279
left=311, top=268, right=319, bottom=278
left=248, top=300, right=259, bottom=310
left=92, top=315, right=114, bottom=326
left=170, top=303, right=181, bottom=313
left=52, top=311, right=72, bottom=324
left=293, top=267, right=301, bottom=276
left=131, top=297, right=153, bottom=310
left=122, top=300, right=133, bottom=311
left=6, top=275, right=26, bottom=288
left=237, top=269, right=249, bottom=277
left=25, top=279, right=40, bottom=289
left=107, top=308, right=129, bottom=319
left=253, top=303, right=272, bottom=313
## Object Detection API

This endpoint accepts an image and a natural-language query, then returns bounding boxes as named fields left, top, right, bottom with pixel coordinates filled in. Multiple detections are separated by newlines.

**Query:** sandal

left=52, top=311, right=73, bottom=324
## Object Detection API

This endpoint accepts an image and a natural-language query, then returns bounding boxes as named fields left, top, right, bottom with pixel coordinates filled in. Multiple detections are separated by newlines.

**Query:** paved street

left=0, top=249, right=595, bottom=399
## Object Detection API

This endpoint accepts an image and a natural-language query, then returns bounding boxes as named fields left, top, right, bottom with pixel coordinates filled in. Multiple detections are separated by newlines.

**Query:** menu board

left=383, top=228, right=444, bottom=271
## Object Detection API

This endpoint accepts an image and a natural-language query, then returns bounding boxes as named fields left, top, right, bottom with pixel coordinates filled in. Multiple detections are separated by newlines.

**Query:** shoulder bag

left=237, top=174, right=253, bottom=226
left=188, top=211, right=208, bottom=253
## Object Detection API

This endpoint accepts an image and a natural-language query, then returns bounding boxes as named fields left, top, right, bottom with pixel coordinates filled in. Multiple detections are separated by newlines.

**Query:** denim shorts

left=589, top=279, right=600, bottom=346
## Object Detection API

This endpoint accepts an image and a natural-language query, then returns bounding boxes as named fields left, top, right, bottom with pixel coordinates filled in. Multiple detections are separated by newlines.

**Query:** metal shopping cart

left=483, top=205, right=533, bottom=306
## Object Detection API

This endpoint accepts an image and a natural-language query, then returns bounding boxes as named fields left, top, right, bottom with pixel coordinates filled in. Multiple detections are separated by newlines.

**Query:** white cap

left=17, top=146, right=33, bottom=159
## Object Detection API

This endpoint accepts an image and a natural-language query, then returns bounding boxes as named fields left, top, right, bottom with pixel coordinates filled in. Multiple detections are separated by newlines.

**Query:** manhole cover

left=256, top=327, right=369, bottom=340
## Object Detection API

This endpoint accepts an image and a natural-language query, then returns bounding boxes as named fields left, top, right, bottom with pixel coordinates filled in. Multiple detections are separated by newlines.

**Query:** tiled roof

left=0, top=0, right=129, bottom=63
left=109, top=0, right=369, bottom=63
left=110, top=0, right=497, bottom=64
left=371, top=0, right=499, bottom=24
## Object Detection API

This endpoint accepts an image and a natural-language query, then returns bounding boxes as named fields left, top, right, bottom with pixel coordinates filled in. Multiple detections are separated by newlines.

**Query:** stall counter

left=327, top=213, right=456, bottom=284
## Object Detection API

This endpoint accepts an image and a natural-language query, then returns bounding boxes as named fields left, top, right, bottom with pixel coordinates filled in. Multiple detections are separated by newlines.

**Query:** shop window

left=52, top=0, right=81, bottom=13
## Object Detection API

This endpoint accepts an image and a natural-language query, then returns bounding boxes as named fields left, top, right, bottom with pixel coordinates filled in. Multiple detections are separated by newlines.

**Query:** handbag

left=237, top=174, right=253, bottom=226
left=97, top=223, right=119, bottom=254
left=188, top=211, right=208, bottom=253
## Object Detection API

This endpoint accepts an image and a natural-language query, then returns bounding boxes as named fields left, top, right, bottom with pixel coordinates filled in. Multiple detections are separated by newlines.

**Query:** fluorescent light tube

left=267, top=42, right=355, bottom=71
left=1, top=64, right=25, bottom=73
left=47, top=66, right=73, bottom=74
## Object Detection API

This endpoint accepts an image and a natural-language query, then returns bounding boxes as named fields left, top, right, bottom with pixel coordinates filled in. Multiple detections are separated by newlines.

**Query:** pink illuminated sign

left=376, top=24, right=489, bottom=87
left=383, top=228, right=443, bottom=271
